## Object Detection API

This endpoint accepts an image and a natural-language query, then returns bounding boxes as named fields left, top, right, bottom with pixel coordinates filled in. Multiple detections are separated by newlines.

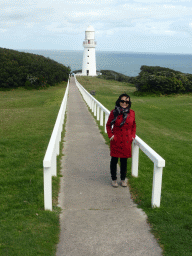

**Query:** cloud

left=134, top=0, right=191, bottom=2
left=0, top=0, right=192, bottom=53
left=1, top=0, right=192, bottom=34
left=64, top=0, right=118, bottom=4
left=62, top=2, right=192, bottom=31
left=170, top=19, right=192, bottom=35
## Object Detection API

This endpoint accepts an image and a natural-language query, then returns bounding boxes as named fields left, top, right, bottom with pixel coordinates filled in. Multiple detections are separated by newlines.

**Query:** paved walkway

left=56, top=77, right=162, bottom=256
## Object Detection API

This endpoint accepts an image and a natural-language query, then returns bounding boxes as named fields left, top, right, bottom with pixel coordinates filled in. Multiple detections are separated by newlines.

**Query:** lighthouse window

left=87, top=55, right=89, bottom=57
left=87, top=62, right=89, bottom=64
left=88, top=49, right=89, bottom=51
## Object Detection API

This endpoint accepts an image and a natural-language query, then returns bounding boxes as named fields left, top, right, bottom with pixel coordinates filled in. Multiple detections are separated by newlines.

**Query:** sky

left=0, top=0, right=192, bottom=54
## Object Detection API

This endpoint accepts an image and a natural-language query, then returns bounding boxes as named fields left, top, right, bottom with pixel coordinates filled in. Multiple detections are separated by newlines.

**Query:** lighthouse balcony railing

left=83, top=40, right=97, bottom=46
left=74, top=75, right=165, bottom=208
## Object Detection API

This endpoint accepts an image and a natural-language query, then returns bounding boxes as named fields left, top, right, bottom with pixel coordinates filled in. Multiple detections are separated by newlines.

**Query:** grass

left=77, top=76, right=192, bottom=256
left=0, top=83, right=67, bottom=255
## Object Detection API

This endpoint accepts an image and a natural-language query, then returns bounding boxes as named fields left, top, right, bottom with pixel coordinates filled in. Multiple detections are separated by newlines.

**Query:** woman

left=106, top=94, right=136, bottom=187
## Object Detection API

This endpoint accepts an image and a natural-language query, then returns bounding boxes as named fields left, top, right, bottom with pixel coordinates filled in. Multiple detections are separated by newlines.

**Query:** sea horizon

left=15, top=48, right=192, bottom=55
left=15, top=48, right=192, bottom=77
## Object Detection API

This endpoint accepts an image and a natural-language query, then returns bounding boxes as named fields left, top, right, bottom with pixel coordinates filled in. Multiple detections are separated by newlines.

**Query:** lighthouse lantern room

left=82, top=25, right=97, bottom=76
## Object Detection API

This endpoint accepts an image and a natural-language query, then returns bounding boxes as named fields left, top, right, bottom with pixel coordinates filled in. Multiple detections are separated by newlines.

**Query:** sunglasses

left=120, top=100, right=130, bottom=104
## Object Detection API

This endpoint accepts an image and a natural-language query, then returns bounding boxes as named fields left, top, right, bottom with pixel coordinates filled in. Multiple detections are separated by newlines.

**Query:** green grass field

left=0, top=83, right=67, bottom=255
left=77, top=76, right=192, bottom=256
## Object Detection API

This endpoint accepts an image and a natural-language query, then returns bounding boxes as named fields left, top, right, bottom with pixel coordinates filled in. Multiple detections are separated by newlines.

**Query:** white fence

left=43, top=80, right=69, bottom=211
left=75, top=75, right=165, bottom=208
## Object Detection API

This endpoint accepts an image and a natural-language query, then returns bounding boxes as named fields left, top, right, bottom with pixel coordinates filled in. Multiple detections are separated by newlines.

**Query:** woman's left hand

left=110, top=135, right=114, bottom=141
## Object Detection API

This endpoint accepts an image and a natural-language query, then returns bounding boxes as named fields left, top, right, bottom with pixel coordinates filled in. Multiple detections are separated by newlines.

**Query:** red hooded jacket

left=106, top=109, right=136, bottom=158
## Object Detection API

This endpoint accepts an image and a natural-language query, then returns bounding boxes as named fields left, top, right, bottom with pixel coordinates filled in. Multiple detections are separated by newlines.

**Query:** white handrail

left=74, top=75, right=165, bottom=208
left=43, top=79, right=69, bottom=211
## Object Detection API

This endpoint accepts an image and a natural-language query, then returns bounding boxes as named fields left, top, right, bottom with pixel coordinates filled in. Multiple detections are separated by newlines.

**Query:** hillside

left=0, top=48, right=71, bottom=90
left=98, top=69, right=135, bottom=84
left=98, top=67, right=192, bottom=94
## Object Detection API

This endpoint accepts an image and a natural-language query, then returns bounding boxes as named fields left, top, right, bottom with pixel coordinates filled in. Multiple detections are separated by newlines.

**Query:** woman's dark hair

left=115, top=93, right=132, bottom=108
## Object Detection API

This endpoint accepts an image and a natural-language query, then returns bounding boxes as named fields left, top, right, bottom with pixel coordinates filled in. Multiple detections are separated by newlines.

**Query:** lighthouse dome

left=85, top=25, right=95, bottom=40
left=86, top=25, right=95, bottom=32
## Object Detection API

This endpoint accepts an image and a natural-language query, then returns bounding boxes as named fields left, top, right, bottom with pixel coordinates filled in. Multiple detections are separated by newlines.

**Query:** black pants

left=110, top=157, right=128, bottom=181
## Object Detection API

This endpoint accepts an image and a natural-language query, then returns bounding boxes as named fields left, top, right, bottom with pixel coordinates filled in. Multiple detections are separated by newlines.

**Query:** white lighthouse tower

left=82, top=25, right=97, bottom=76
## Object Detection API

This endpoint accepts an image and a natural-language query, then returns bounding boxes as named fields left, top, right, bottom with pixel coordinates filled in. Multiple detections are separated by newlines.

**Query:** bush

left=0, top=48, right=71, bottom=90
left=135, top=66, right=192, bottom=94
left=185, top=75, right=192, bottom=92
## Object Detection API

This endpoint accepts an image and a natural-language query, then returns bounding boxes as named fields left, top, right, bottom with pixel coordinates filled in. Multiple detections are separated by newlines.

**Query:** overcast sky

left=1, top=0, right=192, bottom=54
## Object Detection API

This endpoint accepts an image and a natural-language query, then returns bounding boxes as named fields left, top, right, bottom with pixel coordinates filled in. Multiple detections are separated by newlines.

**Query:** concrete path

left=56, top=77, right=162, bottom=256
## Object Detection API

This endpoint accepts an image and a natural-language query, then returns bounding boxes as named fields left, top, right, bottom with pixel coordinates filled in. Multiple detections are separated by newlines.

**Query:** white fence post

left=52, top=151, right=57, bottom=176
left=105, top=113, right=109, bottom=133
left=91, top=99, right=94, bottom=112
left=151, top=165, right=163, bottom=208
left=43, top=167, right=52, bottom=211
left=97, top=105, right=100, bottom=121
left=100, top=109, right=103, bottom=126
left=131, top=142, right=139, bottom=177
left=94, top=102, right=97, bottom=116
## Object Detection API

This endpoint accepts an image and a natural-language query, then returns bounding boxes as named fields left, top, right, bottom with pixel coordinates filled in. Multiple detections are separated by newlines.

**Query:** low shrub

left=135, top=65, right=192, bottom=94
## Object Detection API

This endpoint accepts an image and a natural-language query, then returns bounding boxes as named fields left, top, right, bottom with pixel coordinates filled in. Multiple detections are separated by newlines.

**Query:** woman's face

left=120, top=96, right=129, bottom=108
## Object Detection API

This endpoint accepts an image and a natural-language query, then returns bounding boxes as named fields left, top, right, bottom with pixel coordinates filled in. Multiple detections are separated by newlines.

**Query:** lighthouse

left=82, top=25, right=97, bottom=76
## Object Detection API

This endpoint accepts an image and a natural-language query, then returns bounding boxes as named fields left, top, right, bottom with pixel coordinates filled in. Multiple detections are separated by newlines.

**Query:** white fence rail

left=43, top=79, right=69, bottom=211
left=75, top=75, right=165, bottom=208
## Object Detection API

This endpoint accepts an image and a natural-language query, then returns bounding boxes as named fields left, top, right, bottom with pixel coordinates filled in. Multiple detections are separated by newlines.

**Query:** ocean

left=21, top=49, right=192, bottom=77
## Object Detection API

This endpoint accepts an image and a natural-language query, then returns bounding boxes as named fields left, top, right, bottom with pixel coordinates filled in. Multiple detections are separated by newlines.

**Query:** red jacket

left=106, top=109, right=136, bottom=158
